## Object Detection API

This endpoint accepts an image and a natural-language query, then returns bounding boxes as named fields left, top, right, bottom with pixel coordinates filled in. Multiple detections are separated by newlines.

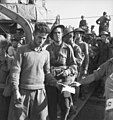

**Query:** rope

left=44, top=15, right=113, bottom=21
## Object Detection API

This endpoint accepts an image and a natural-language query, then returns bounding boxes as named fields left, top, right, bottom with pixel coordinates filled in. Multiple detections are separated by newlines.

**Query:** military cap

left=85, top=31, right=93, bottom=36
left=49, top=23, right=65, bottom=39
left=100, top=31, right=109, bottom=36
left=63, top=27, right=74, bottom=37
left=74, top=28, right=85, bottom=34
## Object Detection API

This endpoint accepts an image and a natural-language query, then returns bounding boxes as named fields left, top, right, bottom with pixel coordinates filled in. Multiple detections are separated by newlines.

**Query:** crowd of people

left=0, top=11, right=113, bottom=120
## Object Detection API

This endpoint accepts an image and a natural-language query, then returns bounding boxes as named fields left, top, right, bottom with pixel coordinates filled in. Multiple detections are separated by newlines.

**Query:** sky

left=46, top=0, right=113, bottom=36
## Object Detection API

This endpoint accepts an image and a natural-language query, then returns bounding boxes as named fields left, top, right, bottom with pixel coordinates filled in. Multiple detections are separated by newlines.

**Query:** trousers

left=8, top=88, right=49, bottom=120
left=46, top=85, right=72, bottom=120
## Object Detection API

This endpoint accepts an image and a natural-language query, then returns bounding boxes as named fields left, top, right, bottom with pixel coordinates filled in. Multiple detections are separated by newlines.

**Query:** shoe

left=67, top=105, right=77, bottom=119
left=69, top=106, right=77, bottom=115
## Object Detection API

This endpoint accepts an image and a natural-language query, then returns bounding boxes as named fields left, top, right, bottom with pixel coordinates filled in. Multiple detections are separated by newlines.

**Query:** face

left=74, top=32, right=81, bottom=41
left=33, top=32, right=48, bottom=47
left=101, top=35, right=107, bottom=42
left=53, top=27, right=63, bottom=43
left=64, top=32, right=74, bottom=44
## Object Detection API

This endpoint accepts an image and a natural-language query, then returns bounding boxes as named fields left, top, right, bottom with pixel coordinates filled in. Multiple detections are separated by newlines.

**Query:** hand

left=56, top=82, right=64, bottom=91
left=57, top=69, right=70, bottom=77
left=82, top=70, right=87, bottom=75
left=63, top=69, right=70, bottom=77
left=79, top=76, right=86, bottom=85
left=51, top=69, right=56, bottom=77
left=70, top=81, right=81, bottom=87
left=13, top=90, right=21, bottom=102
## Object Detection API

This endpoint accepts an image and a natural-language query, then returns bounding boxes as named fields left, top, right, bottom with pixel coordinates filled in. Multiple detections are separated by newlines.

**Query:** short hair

left=34, top=22, right=50, bottom=34
left=103, top=12, right=107, bottom=15
left=81, top=15, right=84, bottom=18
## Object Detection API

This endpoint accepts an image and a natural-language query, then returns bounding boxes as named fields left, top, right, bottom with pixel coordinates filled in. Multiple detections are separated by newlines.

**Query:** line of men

left=0, top=21, right=112, bottom=120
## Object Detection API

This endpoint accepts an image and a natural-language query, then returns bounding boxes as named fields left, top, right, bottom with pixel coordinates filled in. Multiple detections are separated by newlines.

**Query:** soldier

left=74, top=28, right=89, bottom=100
left=91, top=25, right=96, bottom=39
left=79, top=57, right=113, bottom=120
left=46, top=24, right=78, bottom=120
left=74, top=28, right=89, bottom=76
left=97, top=31, right=110, bottom=67
left=79, top=16, right=87, bottom=29
left=63, top=27, right=83, bottom=67
left=96, top=31, right=111, bottom=98
left=63, top=27, right=83, bottom=114
left=96, top=12, right=111, bottom=36
left=79, top=15, right=88, bottom=33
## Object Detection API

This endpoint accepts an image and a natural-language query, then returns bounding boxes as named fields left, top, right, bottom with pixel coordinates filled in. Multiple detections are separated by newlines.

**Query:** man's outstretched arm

left=79, top=73, right=95, bottom=85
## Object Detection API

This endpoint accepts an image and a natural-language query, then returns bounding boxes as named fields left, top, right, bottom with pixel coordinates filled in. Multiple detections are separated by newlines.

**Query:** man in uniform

left=79, top=57, right=113, bottom=120
left=63, top=27, right=83, bottom=114
left=96, top=31, right=110, bottom=98
left=96, top=12, right=111, bottom=36
left=46, top=24, right=78, bottom=120
left=74, top=28, right=89, bottom=100
left=63, top=27, right=83, bottom=67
